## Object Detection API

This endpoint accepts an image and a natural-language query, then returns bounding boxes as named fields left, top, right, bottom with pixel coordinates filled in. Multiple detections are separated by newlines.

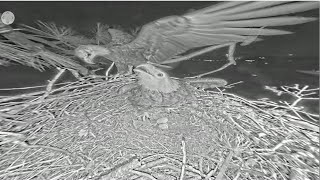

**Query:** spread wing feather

left=122, top=1, right=318, bottom=63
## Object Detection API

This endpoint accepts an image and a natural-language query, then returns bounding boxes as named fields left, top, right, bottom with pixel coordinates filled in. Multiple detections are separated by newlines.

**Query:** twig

left=204, top=160, right=220, bottom=179
left=40, top=68, right=66, bottom=101
left=139, top=157, right=168, bottom=170
left=105, top=62, right=115, bottom=80
left=0, top=91, right=46, bottom=104
left=215, top=150, right=234, bottom=180
left=225, top=114, right=260, bottom=144
left=280, top=85, right=319, bottom=107
left=254, top=139, right=294, bottom=153
left=244, top=114, right=269, bottom=134
left=179, top=137, right=187, bottom=180
left=224, top=81, right=243, bottom=89
left=157, top=155, right=204, bottom=177
left=0, top=81, right=72, bottom=91
left=27, top=144, right=75, bottom=159
left=99, top=157, right=141, bottom=179
left=156, top=164, right=202, bottom=178
left=129, top=169, right=157, bottom=180
left=198, top=157, right=204, bottom=174
left=0, top=131, right=76, bottom=160
left=282, top=101, right=305, bottom=120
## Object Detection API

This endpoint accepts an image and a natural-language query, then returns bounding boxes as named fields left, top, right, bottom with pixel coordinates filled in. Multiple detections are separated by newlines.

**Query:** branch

left=39, top=68, right=66, bottom=101
left=179, top=137, right=187, bottom=180
left=105, top=62, right=115, bottom=80
left=215, top=150, right=234, bottom=180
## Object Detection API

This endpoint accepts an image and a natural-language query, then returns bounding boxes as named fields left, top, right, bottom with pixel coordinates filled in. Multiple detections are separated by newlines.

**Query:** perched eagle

left=75, top=1, right=318, bottom=73
left=125, top=63, right=227, bottom=109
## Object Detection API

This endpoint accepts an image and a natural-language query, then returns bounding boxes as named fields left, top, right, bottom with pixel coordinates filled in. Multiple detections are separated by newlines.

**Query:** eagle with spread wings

left=75, top=1, right=318, bottom=74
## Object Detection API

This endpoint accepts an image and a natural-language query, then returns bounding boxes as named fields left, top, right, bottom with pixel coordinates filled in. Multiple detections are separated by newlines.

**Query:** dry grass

left=0, top=18, right=319, bottom=180
left=0, top=74, right=318, bottom=180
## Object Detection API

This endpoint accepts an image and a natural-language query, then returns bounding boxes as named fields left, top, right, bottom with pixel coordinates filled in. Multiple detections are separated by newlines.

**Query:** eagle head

left=133, top=63, right=180, bottom=93
left=75, top=45, right=111, bottom=64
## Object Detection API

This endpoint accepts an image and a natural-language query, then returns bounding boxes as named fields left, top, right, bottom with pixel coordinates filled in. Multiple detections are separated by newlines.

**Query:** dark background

left=0, top=1, right=319, bottom=113
left=0, top=1, right=318, bottom=57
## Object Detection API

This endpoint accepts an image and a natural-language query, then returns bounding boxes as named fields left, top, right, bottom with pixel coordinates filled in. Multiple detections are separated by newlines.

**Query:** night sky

left=0, top=1, right=319, bottom=57
left=0, top=1, right=319, bottom=113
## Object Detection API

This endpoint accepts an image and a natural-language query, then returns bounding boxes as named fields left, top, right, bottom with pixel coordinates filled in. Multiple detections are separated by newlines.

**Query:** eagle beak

left=133, top=64, right=152, bottom=75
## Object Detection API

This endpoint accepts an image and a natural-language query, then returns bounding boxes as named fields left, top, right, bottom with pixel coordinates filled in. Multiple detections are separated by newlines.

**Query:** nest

left=0, top=74, right=318, bottom=180
left=0, top=18, right=319, bottom=180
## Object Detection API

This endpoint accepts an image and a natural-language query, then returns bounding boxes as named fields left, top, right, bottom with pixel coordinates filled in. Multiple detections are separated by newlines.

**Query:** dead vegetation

left=0, top=73, right=318, bottom=180
left=0, top=18, right=319, bottom=180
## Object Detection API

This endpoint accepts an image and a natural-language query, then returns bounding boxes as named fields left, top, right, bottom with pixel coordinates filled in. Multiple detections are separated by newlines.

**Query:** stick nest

left=0, top=75, right=319, bottom=180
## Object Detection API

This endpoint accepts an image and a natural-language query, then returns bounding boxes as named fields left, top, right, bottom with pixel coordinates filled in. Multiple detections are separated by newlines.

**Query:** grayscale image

left=0, top=1, right=319, bottom=179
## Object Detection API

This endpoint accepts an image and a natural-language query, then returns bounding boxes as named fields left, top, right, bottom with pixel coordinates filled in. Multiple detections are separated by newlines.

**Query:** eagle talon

left=75, top=2, right=317, bottom=77
left=109, top=65, right=134, bottom=80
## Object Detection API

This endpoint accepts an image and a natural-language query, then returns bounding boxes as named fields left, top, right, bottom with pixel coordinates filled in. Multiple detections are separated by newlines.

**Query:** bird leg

left=127, top=65, right=134, bottom=75
left=108, top=63, right=133, bottom=79
left=240, top=26, right=265, bottom=46
left=115, top=62, right=129, bottom=74
left=117, top=63, right=134, bottom=75
left=227, top=43, right=236, bottom=65
left=186, top=43, right=237, bottom=78
left=161, top=43, right=235, bottom=64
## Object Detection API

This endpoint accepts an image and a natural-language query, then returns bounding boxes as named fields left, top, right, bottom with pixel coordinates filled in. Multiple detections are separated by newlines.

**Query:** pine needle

left=22, top=21, right=94, bottom=48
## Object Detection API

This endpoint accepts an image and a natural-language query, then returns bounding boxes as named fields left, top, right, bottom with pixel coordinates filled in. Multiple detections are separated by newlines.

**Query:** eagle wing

left=122, top=1, right=318, bottom=64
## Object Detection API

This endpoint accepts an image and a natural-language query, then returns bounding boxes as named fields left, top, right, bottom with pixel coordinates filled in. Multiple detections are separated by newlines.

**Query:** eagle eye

left=157, top=73, right=164, bottom=77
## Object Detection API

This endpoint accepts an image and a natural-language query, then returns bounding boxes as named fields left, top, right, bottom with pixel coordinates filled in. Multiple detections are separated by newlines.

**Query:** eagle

left=124, top=63, right=227, bottom=110
left=75, top=1, right=318, bottom=74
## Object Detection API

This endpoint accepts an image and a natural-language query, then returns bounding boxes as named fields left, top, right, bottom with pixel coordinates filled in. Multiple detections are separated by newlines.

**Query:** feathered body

left=75, top=2, right=318, bottom=72
left=126, top=64, right=227, bottom=109
left=128, top=82, right=192, bottom=108
left=75, top=44, right=148, bottom=72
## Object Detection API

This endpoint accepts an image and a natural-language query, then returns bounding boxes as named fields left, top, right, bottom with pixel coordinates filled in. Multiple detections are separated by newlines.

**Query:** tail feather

left=219, top=2, right=319, bottom=20
left=190, top=27, right=293, bottom=36
left=188, top=2, right=318, bottom=28
left=215, top=17, right=317, bottom=28
left=186, top=1, right=248, bottom=16
left=204, top=1, right=289, bottom=16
